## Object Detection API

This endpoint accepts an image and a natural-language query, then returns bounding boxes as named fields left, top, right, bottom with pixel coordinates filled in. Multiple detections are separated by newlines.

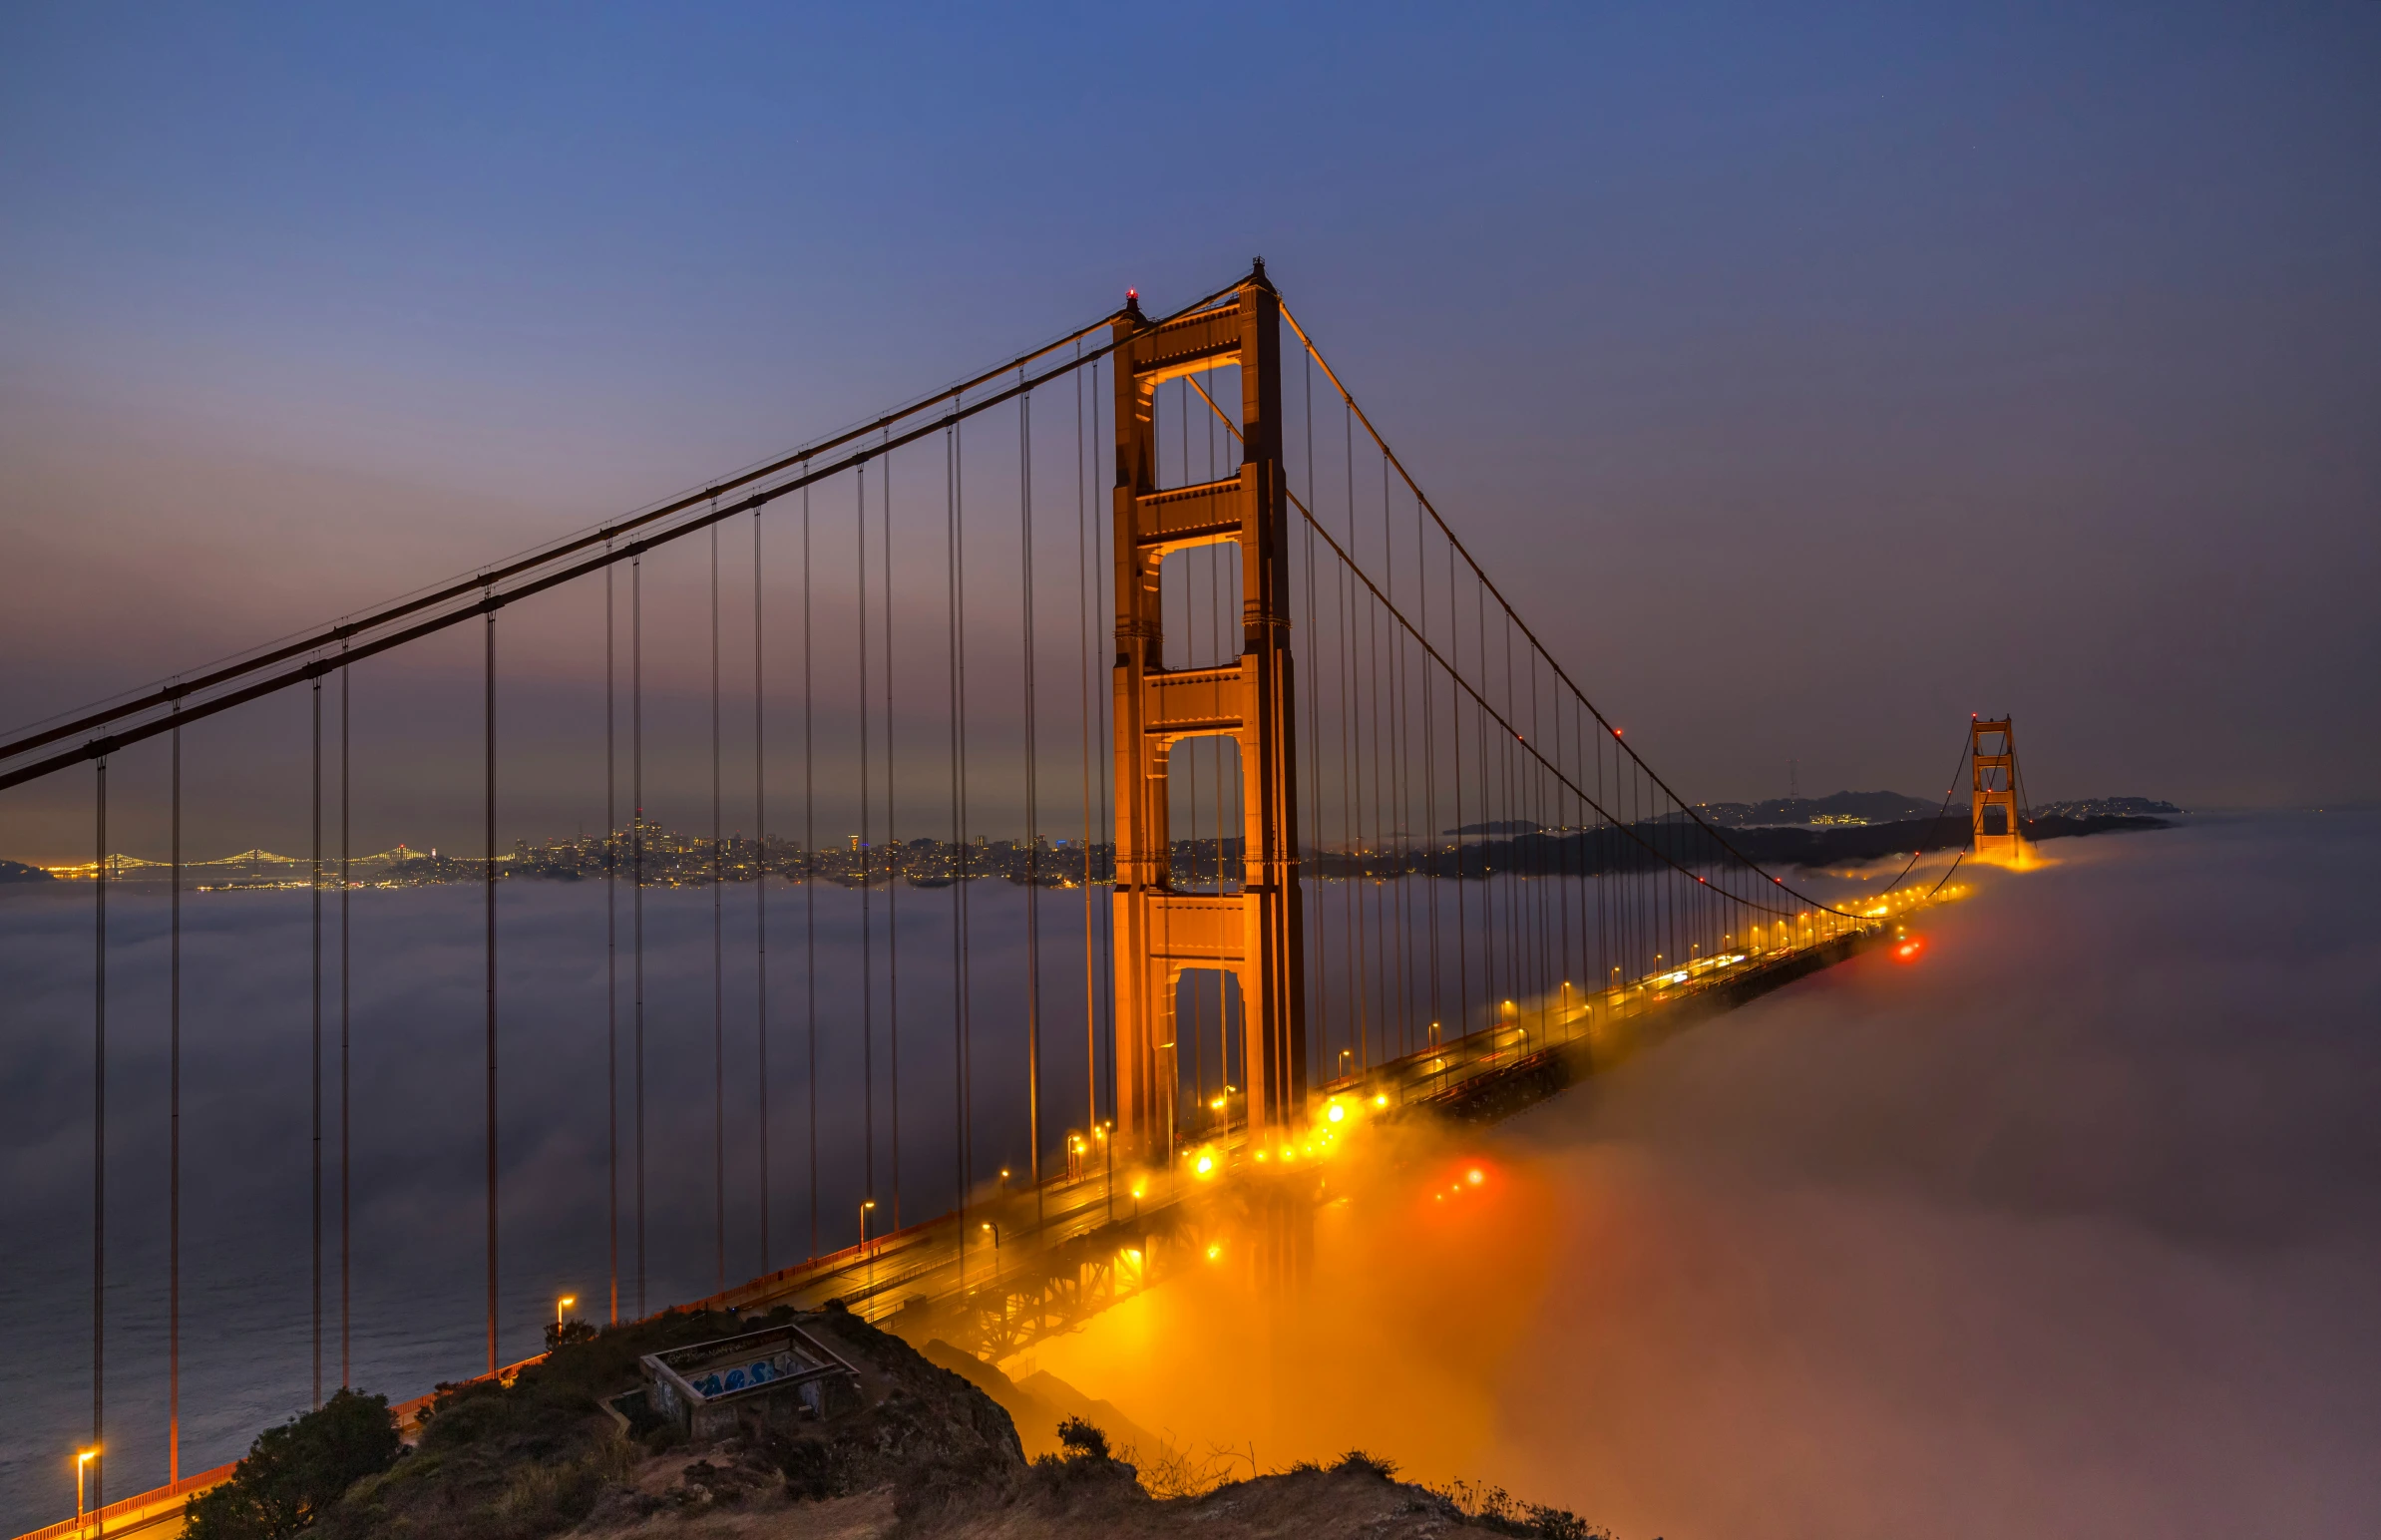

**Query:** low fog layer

left=1031, top=815, right=2381, bottom=1538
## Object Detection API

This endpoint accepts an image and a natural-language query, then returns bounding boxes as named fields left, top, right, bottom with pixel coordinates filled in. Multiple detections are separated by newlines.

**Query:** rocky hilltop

left=190, top=1304, right=1604, bottom=1540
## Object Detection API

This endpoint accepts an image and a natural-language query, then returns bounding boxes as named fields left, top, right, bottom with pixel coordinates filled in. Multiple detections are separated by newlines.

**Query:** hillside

left=191, top=1305, right=1604, bottom=1540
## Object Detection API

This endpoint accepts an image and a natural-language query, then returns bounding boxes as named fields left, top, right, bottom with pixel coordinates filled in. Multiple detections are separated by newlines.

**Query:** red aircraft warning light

left=1894, top=937, right=1926, bottom=962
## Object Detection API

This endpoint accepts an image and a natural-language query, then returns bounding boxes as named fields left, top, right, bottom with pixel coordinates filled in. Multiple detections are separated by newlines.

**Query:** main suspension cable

left=1279, top=303, right=1858, bottom=919
left=1187, top=366, right=1827, bottom=922
left=5, top=281, right=1255, bottom=794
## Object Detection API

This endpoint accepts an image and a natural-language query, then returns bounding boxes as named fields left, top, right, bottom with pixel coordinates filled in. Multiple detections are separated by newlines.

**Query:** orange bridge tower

left=1969, top=716, right=2025, bottom=858
left=1109, top=267, right=1307, bottom=1163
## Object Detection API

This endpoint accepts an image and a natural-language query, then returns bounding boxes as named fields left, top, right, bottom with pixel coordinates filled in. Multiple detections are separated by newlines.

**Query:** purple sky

left=3, top=4, right=2377, bottom=862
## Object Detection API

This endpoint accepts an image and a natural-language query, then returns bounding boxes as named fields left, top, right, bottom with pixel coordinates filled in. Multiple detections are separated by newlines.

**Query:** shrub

left=1333, top=1448, right=1399, bottom=1480
left=544, top=1318, right=598, bottom=1352
left=1055, top=1416, right=1110, bottom=1460
left=1428, top=1476, right=1611, bottom=1539
left=184, top=1389, right=401, bottom=1539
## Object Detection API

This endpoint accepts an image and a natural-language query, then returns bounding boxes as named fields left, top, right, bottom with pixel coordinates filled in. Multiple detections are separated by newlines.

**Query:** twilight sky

left=3, top=3, right=2377, bottom=861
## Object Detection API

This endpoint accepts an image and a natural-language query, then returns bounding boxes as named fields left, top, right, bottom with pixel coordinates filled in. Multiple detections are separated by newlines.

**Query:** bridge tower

left=1110, top=267, right=1307, bottom=1163
left=1969, top=716, right=2024, bottom=857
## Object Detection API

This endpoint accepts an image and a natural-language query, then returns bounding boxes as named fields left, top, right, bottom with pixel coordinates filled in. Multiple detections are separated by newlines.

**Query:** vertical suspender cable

left=884, top=442, right=902, bottom=1229
left=93, top=755, right=106, bottom=1518
left=1076, top=342, right=1098, bottom=1140
left=340, top=655, right=351, bottom=1376
left=1021, top=383, right=1043, bottom=1222
left=1500, top=615, right=1520, bottom=1017
left=604, top=560, right=618, bottom=1322
left=948, top=425, right=966, bottom=1264
left=1451, top=540, right=1468, bottom=1041
left=1417, top=498, right=1439, bottom=1048
left=1382, top=451, right=1408, bottom=1051
left=954, top=421, right=975, bottom=1222
left=311, top=674, right=323, bottom=1405
left=1554, top=680, right=1572, bottom=1019
left=802, top=485, right=818, bottom=1259
left=1474, top=569, right=1493, bottom=1031
left=857, top=465, right=874, bottom=1225
left=754, top=508, right=769, bottom=1275
left=1339, top=401, right=1363, bottom=1067
left=1344, top=398, right=1372, bottom=1065
left=169, top=712, right=181, bottom=1479
left=1091, top=359, right=1117, bottom=1129
left=484, top=601, right=499, bottom=1373
left=1302, top=354, right=1329, bottom=1079
left=632, top=557, right=646, bottom=1315
left=710, top=517, right=724, bottom=1293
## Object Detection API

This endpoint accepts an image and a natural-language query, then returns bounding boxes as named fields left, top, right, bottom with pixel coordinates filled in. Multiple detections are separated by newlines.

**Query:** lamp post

left=859, top=1199, right=876, bottom=1305
left=76, top=1447, right=98, bottom=1539
left=556, top=1295, right=576, bottom=1332
left=981, top=1220, right=1001, bottom=1280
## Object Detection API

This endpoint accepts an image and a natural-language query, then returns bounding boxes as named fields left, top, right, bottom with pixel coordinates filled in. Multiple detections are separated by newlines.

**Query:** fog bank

left=1032, top=815, right=2381, bottom=1537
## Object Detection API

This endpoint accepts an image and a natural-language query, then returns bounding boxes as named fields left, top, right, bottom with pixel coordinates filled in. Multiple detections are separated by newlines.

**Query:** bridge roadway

left=15, top=912, right=1914, bottom=1539
left=681, top=915, right=1902, bottom=1357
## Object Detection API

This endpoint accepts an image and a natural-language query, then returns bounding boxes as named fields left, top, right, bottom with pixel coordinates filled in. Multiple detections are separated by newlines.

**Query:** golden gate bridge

left=0, top=264, right=1988, bottom=1535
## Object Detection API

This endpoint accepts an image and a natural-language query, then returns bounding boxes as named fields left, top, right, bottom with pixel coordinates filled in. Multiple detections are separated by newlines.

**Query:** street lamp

left=981, top=1220, right=1001, bottom=1277
left=556, top=1295, right=577, bottom=1332
left=860, top=1199, right=878, bottom=1304
left=76, top=1447, right=99, bottom=1538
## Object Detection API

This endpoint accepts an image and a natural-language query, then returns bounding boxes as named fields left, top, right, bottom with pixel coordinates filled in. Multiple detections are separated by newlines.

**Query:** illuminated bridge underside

left=696, top=927, right=1886, bottom=1361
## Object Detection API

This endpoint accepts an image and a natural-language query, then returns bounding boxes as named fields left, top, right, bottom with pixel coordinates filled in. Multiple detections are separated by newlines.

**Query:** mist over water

left=3, top=817, right=2373, bottom=1531
left=0, top=876, right=1092, bottom=1520
left=1029, top=815, right=2381, bottom=1538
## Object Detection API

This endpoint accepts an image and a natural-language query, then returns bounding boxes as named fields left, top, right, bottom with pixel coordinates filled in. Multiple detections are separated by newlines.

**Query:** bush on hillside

left=1055, top=1415, right=1111, bottom=1460
left=184, top=1388, right=400, bottom=1540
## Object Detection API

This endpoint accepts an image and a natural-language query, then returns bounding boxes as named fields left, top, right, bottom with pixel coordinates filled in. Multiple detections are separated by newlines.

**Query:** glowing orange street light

left=76, top=1447, right=99, bottom=1538
left=861, top=1198, right=879, bottom=1300
left=556, top=1295, right=576, bottom=1331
